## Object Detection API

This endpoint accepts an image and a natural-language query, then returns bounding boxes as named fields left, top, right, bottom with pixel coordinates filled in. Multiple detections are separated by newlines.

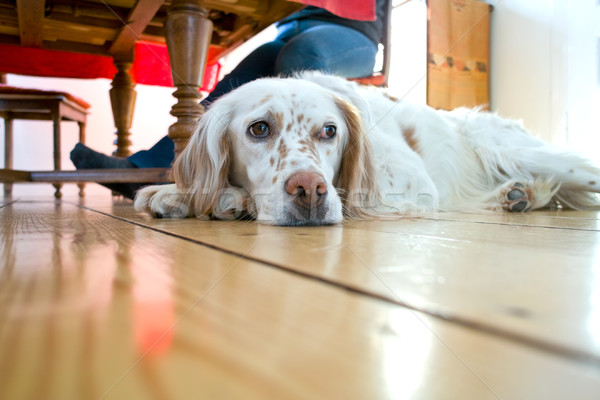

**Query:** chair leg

left=52, top=113, right=62, bottom=198
left=77, top=121, right=86, bottom=197
left=3, top=116, right=13, bottom=197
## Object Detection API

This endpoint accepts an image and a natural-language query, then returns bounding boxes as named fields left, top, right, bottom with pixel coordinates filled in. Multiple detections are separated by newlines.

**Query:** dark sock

left=70, top=143, right=145, bottom=200
left=70, top=143, right=136, bottom=169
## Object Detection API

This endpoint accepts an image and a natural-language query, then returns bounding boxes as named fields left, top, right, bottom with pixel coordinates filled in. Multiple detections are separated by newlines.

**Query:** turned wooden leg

left=110, top=57, right=137, bottom=158
left=3, top=115, right=13, bottom=196
left=77, top=121, right=86, bottom=197
left=52, top=110, right=62, bottom=198
left=166, top=0, right=214, bottom=159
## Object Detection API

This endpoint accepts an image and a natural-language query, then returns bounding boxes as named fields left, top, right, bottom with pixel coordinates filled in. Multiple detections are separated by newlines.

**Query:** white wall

left=489, top=0, right=600, bottom=163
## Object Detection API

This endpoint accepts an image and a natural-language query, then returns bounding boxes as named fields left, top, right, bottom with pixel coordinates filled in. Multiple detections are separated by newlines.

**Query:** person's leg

left=275, top=22, right=378, bottom=78
left=201, top=40, right=285, bottom=107
left=127, top=136, right=175, bottom=168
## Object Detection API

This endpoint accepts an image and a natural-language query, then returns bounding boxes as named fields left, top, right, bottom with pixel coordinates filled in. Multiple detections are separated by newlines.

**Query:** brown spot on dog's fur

left=272, top=175, right=278, bottom=184
left=273, top=112, right=284, bottom=130
left=297, top=114, right=304, bottom=124
left=276, top=159, right=287, bottom=172
left=402, top=125, right=420, bottom=154
left=270, top=156, right=275, bottom=167
left=277, top=139, right=289, bottom=159
left=257, top=95, right=272, bottom=106
left=286, top=123, right=292, bottom=131
left=309, top=124, right=321, bottom=139
left=590, top=181, right=597, bottom=185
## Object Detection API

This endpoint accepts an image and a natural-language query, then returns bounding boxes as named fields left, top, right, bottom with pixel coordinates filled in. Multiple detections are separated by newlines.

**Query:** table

left=0, top=0, right=375, bottom=186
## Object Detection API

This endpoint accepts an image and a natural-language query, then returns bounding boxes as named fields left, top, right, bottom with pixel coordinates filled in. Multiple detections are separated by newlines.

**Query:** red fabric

left=289, top=0, right=376, bottom=20
left=0, top=42, right=221, bottom=91
left=0, top=0, right=362, bottom=88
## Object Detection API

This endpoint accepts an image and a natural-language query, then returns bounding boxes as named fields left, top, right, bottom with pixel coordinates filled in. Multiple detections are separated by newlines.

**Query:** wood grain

left=109, top=0, right=164, bottom=56
left=0, top=168, right=171, bottom=183
left=0, top=199, right=599, bottom=399
left=16, top=0, right=44, bottom=47
left=97, top=201, right=600, bottom=364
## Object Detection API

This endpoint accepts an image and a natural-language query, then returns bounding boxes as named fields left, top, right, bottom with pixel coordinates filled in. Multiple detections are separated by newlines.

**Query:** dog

left=134, top=71, right=600, bottom=226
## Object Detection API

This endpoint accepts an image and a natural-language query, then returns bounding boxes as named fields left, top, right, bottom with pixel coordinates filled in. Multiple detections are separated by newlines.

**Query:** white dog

left=135, top=71, right=600, bottom=225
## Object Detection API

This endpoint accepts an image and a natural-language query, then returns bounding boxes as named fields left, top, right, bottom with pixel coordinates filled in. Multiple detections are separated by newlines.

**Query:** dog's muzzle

left=283, top=172, right=331, bottom=225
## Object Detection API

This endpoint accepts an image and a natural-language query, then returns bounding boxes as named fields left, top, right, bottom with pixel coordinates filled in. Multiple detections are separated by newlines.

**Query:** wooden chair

left=349, top=0, right=393, bottom=87
left=0, top=84, right=90, bottom=198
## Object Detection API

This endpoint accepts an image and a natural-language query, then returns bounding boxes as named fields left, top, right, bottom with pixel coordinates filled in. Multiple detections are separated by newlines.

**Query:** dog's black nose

left=285, top=172, right=328, bottom=209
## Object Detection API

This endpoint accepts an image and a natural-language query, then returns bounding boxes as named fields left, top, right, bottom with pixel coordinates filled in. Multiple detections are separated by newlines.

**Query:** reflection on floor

left=1, top=189, right=599, bottom=399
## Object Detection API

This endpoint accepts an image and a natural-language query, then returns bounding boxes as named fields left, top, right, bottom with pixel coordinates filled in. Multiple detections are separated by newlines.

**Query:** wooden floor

left=1, top=187, right=600, bottom=399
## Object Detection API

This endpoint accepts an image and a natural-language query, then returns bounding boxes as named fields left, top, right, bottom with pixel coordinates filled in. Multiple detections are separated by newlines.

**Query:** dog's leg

left=511, top=149, right=600, bottom=208
left=134, top=184, right=193, bottom=218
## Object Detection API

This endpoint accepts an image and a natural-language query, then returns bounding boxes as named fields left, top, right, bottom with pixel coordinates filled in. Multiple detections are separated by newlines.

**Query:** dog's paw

left=134, top=184, right=190, bottom=218
left=504, top=183, right=531, bottom=212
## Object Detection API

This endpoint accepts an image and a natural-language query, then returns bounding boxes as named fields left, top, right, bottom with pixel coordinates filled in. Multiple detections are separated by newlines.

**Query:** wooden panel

left=16, top=0, right=44, bottom=47
left=42, top=18, right=116, bottom=45
left=427, top=210, right=600, bottom=231
left=0, top=200, right=599, bottom=399
left=0, top=168, right=171, bottom=183
left=97, top=203, right=600, bottom=363
left=109, top=0, right=164, bottom=56
left=427, top=0, right=491, bottom=110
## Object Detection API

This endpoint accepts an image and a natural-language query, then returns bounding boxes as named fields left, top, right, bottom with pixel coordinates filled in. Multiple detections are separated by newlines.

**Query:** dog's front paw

left=134, top=184, right=191, bottom=218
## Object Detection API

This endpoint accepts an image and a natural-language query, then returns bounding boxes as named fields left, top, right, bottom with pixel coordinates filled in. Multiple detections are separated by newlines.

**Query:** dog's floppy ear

left=171, top=100, right=234, bottom=218
left=334, top=97, right=381, bottom=218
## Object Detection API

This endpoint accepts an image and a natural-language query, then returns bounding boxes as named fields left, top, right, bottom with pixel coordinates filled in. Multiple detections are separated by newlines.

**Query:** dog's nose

left=285, top=172, right=328, bottom=209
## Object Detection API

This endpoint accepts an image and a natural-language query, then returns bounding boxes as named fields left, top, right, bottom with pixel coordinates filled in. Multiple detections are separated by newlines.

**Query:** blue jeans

left=128, top=20, right=378, bottom=168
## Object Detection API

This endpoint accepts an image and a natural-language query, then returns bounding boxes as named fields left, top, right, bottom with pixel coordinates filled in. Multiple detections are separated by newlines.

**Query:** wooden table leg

left=165, top=0, right=214, bottom=159
left=110, top=56, right=137, bottom=158
left=52, top=108, right=62, bottom=198
left=3, top=114, right=13, bottom=196
left=77, top=121, right=86, bottom=197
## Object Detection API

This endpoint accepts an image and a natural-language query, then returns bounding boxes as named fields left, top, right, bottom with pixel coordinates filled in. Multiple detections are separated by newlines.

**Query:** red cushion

left=348, top=73, right=386, bottom=87
left=0, top=84, right=91, bottom=109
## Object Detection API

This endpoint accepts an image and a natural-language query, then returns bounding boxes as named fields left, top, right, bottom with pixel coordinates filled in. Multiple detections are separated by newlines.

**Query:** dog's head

left=136, top=75, right=380, bottom=226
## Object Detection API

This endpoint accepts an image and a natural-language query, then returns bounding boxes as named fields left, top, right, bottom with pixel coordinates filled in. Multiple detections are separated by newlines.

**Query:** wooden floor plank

left=82, top=198, right=600, bottom=363
left=1, top=199, right=599, bottom=399
left=430, top=209, right=600, bottom=231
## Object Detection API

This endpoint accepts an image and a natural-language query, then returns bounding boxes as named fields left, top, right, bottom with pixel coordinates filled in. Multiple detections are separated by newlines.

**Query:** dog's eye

left=248, top=121, right=270, bottom=138
left=320, top=125, right=337, bottom=139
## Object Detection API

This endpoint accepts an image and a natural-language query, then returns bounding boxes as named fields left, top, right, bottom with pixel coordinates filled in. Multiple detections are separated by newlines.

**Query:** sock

left=70, top=143, right=145, bottom=200
left=70, top=143, right=136, bottom=169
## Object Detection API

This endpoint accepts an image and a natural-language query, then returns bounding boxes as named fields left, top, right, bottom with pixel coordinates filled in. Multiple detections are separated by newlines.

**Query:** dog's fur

left=135, top=71, right=600, bottom=225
